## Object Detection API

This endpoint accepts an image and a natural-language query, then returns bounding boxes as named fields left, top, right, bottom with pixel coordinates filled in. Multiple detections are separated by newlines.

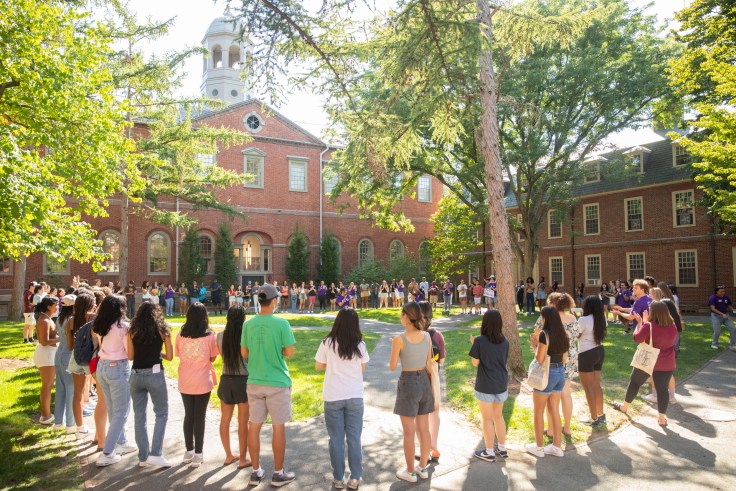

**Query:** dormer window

left=243, top=112, right=264, bottom=133
left=582, top=156, right=605, bottom=183
left=623, top=146, right=651, bottom=174
left=673, top=142, right=689, bottom=167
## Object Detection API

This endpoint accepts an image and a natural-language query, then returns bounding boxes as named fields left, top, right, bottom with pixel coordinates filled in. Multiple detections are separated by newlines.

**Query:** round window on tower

left=243, top=112, right=263, bottom=133
left=231, top=89, right=238, bottom=98
left=212, top=89, right=219, bottom=97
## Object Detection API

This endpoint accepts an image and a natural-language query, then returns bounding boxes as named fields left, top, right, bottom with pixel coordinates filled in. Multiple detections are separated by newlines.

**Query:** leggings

left=318, top=295, right=327, bottom=310
left=181, top=392, right=210, bottom=453
left=625, top=368, right=674, bottom=414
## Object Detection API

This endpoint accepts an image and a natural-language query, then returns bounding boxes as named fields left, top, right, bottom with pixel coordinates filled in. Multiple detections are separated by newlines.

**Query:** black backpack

left=74, top=321, right=96, bottom=365
left=428, top=328, right=441, bottom=361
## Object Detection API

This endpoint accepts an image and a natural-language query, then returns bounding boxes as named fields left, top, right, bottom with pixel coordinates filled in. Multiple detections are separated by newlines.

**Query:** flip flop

left=237, top=460, right=252, bottom=469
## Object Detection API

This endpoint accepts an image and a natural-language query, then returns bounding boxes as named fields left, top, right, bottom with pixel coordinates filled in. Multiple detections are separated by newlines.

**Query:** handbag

left=526, top=331, right=551, bottom=390
left=631, top=322, right=660, bottom=376
left=425, top=333, right=440, bottom=405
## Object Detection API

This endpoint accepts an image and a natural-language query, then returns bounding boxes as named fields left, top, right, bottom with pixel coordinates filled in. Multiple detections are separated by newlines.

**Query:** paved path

left=78, top=318, right=736, bottom=490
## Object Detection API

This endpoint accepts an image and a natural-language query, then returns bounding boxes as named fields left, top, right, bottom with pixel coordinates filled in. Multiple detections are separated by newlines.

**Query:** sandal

left=658, top=418, right=668, bottom=427
left=237, top=460, right=252, bottom=469
left=612, top=401, right=628, bottom=414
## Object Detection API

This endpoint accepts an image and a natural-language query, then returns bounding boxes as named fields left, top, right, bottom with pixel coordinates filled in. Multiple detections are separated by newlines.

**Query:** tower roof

left=202, top=16, right=241, bottom=42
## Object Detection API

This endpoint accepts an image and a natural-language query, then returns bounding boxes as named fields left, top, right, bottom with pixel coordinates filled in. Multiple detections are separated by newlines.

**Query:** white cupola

left=200, top=13, right=250, bottom=105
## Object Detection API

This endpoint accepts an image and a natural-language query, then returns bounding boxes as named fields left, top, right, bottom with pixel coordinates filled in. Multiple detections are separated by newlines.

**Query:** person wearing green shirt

left=241, top=283, right=296, bottom=487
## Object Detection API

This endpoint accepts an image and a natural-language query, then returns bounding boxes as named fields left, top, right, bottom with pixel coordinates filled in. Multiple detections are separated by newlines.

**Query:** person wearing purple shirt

left=442, top=280, right=454, bottom=314
left=708, top=286, right=736, bottom=350
left=613, top=279, right=651, bottom=335
left=318, top=282, right=328, bottom=312
left=336, top=289, right=350, bottom=310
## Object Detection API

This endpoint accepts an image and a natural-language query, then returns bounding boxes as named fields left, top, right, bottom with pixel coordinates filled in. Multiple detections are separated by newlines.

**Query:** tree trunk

left=9, top=257, right=26, bottom=321
left=119, top=195, right=129, bottom=287
left=477, top=0, right=525, bottom=377
left=523, top=238, right=537, bottom=281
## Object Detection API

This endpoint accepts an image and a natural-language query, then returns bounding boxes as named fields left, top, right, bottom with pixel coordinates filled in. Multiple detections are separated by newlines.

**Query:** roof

left=202, top=16, right=242, bottom=42
left=504, top=136, right=693, bottom=208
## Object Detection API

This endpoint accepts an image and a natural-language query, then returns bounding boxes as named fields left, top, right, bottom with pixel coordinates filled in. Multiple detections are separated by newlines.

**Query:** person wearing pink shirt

left=176, top=303, right=220, bottom=468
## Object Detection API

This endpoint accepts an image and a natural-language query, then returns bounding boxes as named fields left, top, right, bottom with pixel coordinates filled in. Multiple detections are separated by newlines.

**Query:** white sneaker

left=642, top=393, right=657, bottom=403
left=395, top=469, right=417, bottom=483
left=77, top=424, right=90, bottom=434
left=85, top=400, right=97, bottom=409
left=190, top=453, right=203, bottom=468
left=145, top=455, right=172, bottom=468
left=711, top=344, right=718, bottom=349
left=543, top=444, right=564, bottom=457
left=39, top=415, right=54, bottom=425
left=416, top=466, right=429, bottom=479
left=115, top=442, right=138, bottom=455
left=182, top=450, right=195, bottom=464
left=53, top=423, right=64, bottom=430
left=525, top=443, right=545, bottom=458
left=65, top=426, right=77, bottom=434
left=96, top=452, right=122, bottom=467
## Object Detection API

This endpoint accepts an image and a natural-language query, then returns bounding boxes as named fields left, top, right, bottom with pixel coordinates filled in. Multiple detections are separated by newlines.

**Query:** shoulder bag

left=631, top=323, right=660, bottom=375
left=527, top=331, right=551, bottom=390
left=425, top=332, right=440, bottom=406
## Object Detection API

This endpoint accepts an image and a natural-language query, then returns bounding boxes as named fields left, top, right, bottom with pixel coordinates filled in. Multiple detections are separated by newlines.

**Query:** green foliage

left=388, top=253, right=421, bottom=284
left=0, top=0, right=128, bottom=264
left=669, top=0, right=736, bottom=226
left=286, top=225, right=310, bottom=284
left=214, top=222, right=239, bottom=288
left=178, top=227, right=202, bottom=287
left=344, top=259, right=389, bottom=285
left=429, top=194, right=484, bottom=279
left=319, top=232, right=340, bottom=285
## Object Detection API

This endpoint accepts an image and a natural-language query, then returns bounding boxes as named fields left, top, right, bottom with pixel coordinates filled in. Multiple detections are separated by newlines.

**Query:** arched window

left=242, top=233, right=271, bottom=272
left=199, top=233, right=214, bottom=274
left=358, top=239, right=374, bottom=267
left=212, top=45, right=222, bottom=68
left=100, top=230, right=120, bottom=273
left=389, top=239, right=405, bottom=265
left=418, top=241, right=431, bottom=275
left=148, top=232, right=170, bottom=274
left=228, top=45, right=241, bottom=68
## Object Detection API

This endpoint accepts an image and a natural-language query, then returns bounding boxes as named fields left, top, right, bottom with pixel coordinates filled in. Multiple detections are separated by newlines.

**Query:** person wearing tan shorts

left=248, top=385, right=292, bottom=424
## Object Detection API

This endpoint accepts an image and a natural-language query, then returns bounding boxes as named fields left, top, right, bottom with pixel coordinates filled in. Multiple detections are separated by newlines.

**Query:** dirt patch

left=0, top=358, right=33, bottom=371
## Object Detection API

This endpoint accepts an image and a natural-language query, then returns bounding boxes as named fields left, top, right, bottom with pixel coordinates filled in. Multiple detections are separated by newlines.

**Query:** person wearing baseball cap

left=241, top=282, right=297, bottom=487
left=54, top=294, right=77, bottom=432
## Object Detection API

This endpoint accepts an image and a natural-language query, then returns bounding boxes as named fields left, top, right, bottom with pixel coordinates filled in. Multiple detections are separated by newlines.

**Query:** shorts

left=474, top=297, right=482, bottom=305
left=217, top=375, right=248, bottom=405
left=578, top=345, right=605, bottom=373
left=393, top=370, right=435, bottom=417
left=396, top=292, right=404, bottom=299
left=23, top=313, right=35, bottom=325
left=378, top=293, right=388, bottom=299
left=361, top=292, right=370, bottom=298
left=67, top=353, right=91, bottom=376
left=535, top=364, right=565, bottom=394
left=247, top=384, right=292, bottom=424
left=34, top=344, right=57, bottom=367
left=475, top=390, right=508, bottom=403
left=429, top=295, right=438, bottom=303
left=537, top=292, right=547, bottom=300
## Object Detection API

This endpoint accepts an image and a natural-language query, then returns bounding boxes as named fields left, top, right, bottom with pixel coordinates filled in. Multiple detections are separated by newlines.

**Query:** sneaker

left=85, top=400, right=97, bottom=409
left=711, top=344, right=718, bottom=349
left=333, top=479, right=345, bottom=489
left=65, top=426, right=77, bottom=434
left=494, top=445, right=509, bottom=458
left=39, top=415, right=54, bottom=425
left=271, top=470, right=296, bottom=487
left=190, top=453, right=203, bottom=468
left=525, top=443, right=545, bottom=458
left=53, top=423, right=64, bottom=430
left=82, top=407, right=94, bottom=417
left=642, top=393, right=657, bottom=403
left=543, top=444, right=564, bottom=457
left=474, top=449, right=496, bottom=462
left=181, top=450, right=195, bottom=464
left=347, top=478, right=360, bottom=490
left=77, top=424, right=90, bottom=434
left=415, top=466, right=429, bottom=479
left=395, top=469, right=417, bottom=483
left=250, top=469, right=266, bottom=486
left=145, top=455, right=172, bottom=468
left=115, top=442, right=138, bottom=455
left=96, top=452, right=121, bottom=467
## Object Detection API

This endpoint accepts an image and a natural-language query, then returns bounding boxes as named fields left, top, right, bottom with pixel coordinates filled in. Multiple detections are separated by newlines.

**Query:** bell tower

left=200, top=13, right=250, bottom=105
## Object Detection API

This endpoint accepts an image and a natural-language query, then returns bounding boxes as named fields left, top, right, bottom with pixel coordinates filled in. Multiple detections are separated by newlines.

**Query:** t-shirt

left=469, top=336, right=509, bottom=395
left=176, top=332, right=219, bottom=395
left=616, top=289, right=633, bottom=308
left=577, top=315, right=600, bottom=353
left=420, top=281, right=429, bottom=294
left=360, top=283, right=370, bottom=295
left=99, top=321, right=130, bottom=361
left=429, top=285, right=439, bottom=297
left=23, top=290, right=33, bottom=313
left=315, top=339, right=370, bottom=402
left=336, top=295, right=349, bottom=309
left=472, top=285, right=483, bottom=298
left=631, top=295, right=653, bottom=331
left=443, top=283, right=454, bottom=296
left=125, top=286, right=136, bottom=302
left=241, top=314, right=296, bottom=387
left=457, top=284, right=468, bottom=297
left=709, top=294, right=732, bottom=314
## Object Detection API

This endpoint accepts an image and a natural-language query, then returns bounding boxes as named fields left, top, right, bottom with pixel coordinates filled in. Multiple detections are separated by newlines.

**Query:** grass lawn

left=454, top=310, right=540, bottom=328
left=165, top=312, right=336, bottom=328
left=353, top=306, right=468, bottom=323
left=0, top=321, right=83, bottom=490
left=443, top=323, right=721, bottom=445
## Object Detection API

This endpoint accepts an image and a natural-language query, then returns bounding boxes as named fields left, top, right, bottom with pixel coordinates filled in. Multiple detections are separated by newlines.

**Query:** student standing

left=708, top=285, right=735, bottom=350
left=516, top=280, right=525, bottom=313
left=418, top=301, right=444, bottom=463
left=178, top=283, right=189, bottom=315
left=241, top=284, right=297, bottom=487
left=34, top=296, right=60, bottom=425
left=210, top=280, right=223, bottom=315
left=124, top=282, right=136, bottom=319
left=23, top=282, right=36, bottom=343
left=614, top=279, right=651, bottom=335
left=176, top=303, right=219, bottom=468
left=469, top=310, right=509, bottom=462
left=318, top=281, right=328, bottom=312
left=472, top=280, right=483, bottom=315
left=525, top=277, right=536, bottom=315
left=457, top=279, right=468, bottom=314
left=127, top=302, right=173, bottom=468
left=53, top=295, right=76, bottom=432
left=66, top=293, right=97, bottom=436
left=315, top=309, right=369, bottom=490
left=577, top=296, right=607, bottom=428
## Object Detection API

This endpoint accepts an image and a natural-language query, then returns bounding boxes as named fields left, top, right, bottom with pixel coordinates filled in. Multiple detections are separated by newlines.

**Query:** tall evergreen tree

left=286, top=225, right=310, bottom=284
left=319, top=232, right=340, bottom=285
left=214, top=222, right=239, bottom=288
left=178, top=227, right=202, bottom=287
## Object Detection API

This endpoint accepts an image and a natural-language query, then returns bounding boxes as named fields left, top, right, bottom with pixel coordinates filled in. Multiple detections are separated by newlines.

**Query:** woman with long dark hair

left=127, top=302, right=173, bottom=467
left=315, top=308, right=369, bottom=489
left=577, top=296, right=607, bottom=428
left=34, top=296, right=60, bottom=425
left=657, top=281, right=683, bottom=403
left=526, top=306, right=569, bottom=458
left=217, top=304, right=250, bottom=468
left=176, top=302, right=219, bottom=467
left=93, top=294, right=136, bottom=467
left=469, top=309, right=509, bottom=462
left=67, top=293, right=97, bottom=438
left=418, top=301, right=445, bottom=464
left=53, top=295, right=76, bottom=432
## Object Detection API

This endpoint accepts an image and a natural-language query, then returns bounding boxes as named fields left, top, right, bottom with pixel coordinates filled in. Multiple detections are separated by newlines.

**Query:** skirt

left=34, top=344, right=57, bottom=368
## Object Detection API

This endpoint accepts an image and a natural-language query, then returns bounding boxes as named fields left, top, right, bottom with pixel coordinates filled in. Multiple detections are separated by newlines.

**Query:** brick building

left=506, top=135, right=736, bottom=311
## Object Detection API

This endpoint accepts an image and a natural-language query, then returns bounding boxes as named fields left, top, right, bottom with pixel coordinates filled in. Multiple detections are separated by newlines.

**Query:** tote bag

left=425, top=333, right=441, bottom=405
left=631, top=323, right=660, bottom=376
left=526, top=331, right=551, bottom=390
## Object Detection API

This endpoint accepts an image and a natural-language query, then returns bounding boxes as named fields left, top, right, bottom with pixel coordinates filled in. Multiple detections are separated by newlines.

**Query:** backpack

left=427, top=328, right=441, bottom=361
left=74, top=321, right=96, bottom=365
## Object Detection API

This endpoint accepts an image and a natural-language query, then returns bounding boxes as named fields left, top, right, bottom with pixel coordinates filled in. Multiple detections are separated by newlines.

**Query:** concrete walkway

left=77, top=318, right=736, bottom=490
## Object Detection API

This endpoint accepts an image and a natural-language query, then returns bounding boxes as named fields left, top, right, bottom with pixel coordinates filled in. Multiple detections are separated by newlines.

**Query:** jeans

left=130, top=368, right=168, bottom=461
left=625, top=368, right=674, bottom=414
left=526, top=292, right=535, bottom=314
left=370, top=293, right=378, bottom=308
left=97, top=359, right=132, bottom=454
left=53, top=344, right=74, bottom=427
left=164, top=298, right=174, bottom=316
left=189, top=297, right=199, bottom=306
left=443, top=294, right=452, bottom=311
left=324, top=398, right=364, bottom=481
left=181, top=392, right=210, bottom=453
left=711, top=313, right=735, bottom=346
left=127, top=301, right=135, bottom=319
left=318, top=295, right=327, bottom=310
left=290, top=295, right=297, bottom=313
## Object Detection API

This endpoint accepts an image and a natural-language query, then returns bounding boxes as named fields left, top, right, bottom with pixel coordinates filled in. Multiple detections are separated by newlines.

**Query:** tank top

left=132, top=334, right=164, bottom=370
left=399, top=333, right=429, bottom=370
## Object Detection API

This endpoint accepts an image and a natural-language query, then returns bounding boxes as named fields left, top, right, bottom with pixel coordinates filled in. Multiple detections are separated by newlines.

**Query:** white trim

left=243, top=111, right=264, bottom=134
left=147, top=232, right=171, bottom=276
left=389, top=239, right=405, bottom=264
left=43, top=255, right=70, bottom=276
left=675, top=249, right=698, bottom=287
left=358, top=238, right=374, bottom=266
left=583, top=203, right=600, bottom=236
left=98, top=229, right=121, bottom=275
left=583, top=161, right=600, bottom=183
left=288, top=158, right=308, bottom=192
left=624, top=196, right=644, bottom=232
left=243, top=153, right=265, bottom=189
left=672, top=142, right=689, bottom=167
left=626, top=252, right=646, bottom=281
left=198, top=231, right=216, bottom=275
left=417, top=175, right=432, bottom=202
left=584, top=254, right=601, bottom=286
left=549, top=256, right=564, bottom=287
left=548, top=209, right=562, bottom=239
left=672, top=189, right=696, bottom=228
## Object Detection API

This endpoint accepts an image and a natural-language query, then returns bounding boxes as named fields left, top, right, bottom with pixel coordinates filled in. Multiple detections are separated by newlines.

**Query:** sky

left=126, top=0, right=690, bottom=148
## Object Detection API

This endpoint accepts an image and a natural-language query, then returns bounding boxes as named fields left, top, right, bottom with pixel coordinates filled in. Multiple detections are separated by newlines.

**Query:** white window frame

left=389, top=239, right=405, bottom=264
left=583, top=162, right=600, bottom=183
left=548, top=209, right=562, bottom=239
left=672, top=190, right=696, bottom=228
left=624, top=197, right=644, bottom=232
left=417, top=175, right=432, bottom=202
left=44, top=255, right=70, bottom=276
left=583, top=203, right=600, bottom=236
left=243, top=148, right=265, bottom=189
left=585, top=254, right=602, bottom=286
left=626, top=252, right=646, bottom=281
left=672, top=142, right=689, bottom=167
left=198, top=232, right=215, bottom=275
left=288, top=157, right=309, bottom=192
left=147, top=232, right=171, bottom=276
left=196, top=153, right=216, bottom=167
left=358, top=239, right=374, bottom=267
left=99, top=230, right=121, bottom=275
left=243, top=111, right=264, bottom=134
left=549, top=256, right=564, bottom=287
left=323, top=163, right=338, bottom=195
left=675, top=249, right=698, bottom=287
left=628, top=152, right=644, bottom=173
left=0, top=257, right=13, bottom=275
